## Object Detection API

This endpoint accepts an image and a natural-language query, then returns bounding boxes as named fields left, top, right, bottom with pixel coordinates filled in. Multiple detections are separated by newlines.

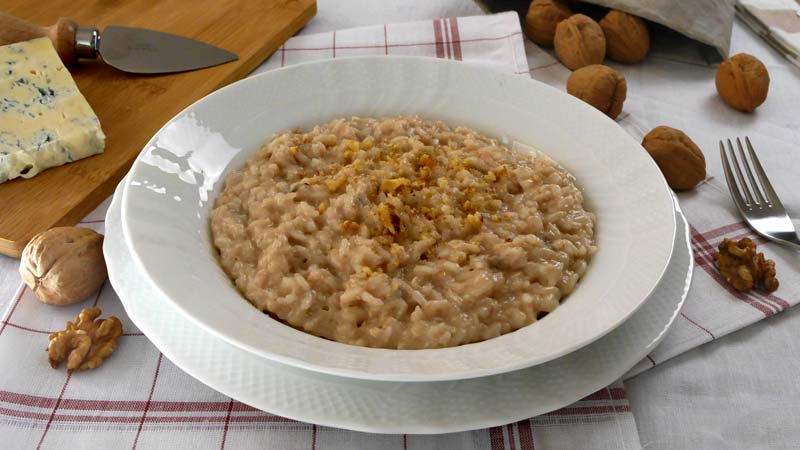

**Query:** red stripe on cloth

left=0, top=285, right=26, bottom=337
left=311, top=424, right=317, bottom=450
left=680, top=312, right=715, bottom=339
left=489, top=426, right=505, bottom=450
left=0, top=407, right=295, bottom=425
left=544, top=405, right=631, bottom=416
left=443, top=19, right=452, bottom=59
left=280, top=31, right=523, bottom=52
left=0, top=406, right=51, bottom=421
left=0, top=390, right=258, bottom=413
left=449, top=18, right=463, bottom=60
left=332, top=31, right=336, bottom=59
left=432, top=20, right=444, bottom=58
left=132, top=353, right=163, bottom=450
left=700, top=222, right=748, bottom=240
left=227, top=415, right=296, bottom=424
left=35, top=372, right=71, bottom=450
left=517, top=419, right=534, bottom=450
left=0, top=321, right=144, bottom=336
left=506, top=423, right=517, bottom=450
left=581, top=387, right=627, bottom=401
left=219, top=399, right=234, bottom=450
left=383, top=24, right=389, bottom=55
left=690, top=226, right=776, bottom=316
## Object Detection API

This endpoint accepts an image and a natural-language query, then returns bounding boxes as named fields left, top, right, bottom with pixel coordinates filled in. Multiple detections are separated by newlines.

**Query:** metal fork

left=720, top=137, right=800, bottom=250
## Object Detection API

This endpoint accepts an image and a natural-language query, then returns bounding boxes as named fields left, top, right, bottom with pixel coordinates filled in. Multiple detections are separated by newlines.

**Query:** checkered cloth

left=2, top=9, right=800, bottom=450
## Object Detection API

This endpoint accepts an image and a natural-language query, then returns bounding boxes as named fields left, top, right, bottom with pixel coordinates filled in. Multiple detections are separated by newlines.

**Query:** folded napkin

left=736, top=0, right=800, bottom=68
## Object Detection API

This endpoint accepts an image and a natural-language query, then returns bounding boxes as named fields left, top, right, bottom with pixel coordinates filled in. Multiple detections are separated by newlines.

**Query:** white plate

left=106, top=181, right=692, bottom=434
left=120, top=56, right=676, bottom=381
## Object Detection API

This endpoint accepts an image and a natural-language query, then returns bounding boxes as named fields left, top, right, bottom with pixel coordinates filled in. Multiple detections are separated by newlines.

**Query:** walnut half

left=714, top=238, right=779, bottom=293
left=47, top=307, right=123, bottom=372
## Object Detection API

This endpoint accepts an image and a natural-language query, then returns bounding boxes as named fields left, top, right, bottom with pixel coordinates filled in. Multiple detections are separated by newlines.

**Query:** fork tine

left=737, top=138, right=765, bottom=206
left=745, top=137, right=783, bottom=208
left=727, top=139, right=754, bottom=206
left=720, top=141, right=749, bottom=212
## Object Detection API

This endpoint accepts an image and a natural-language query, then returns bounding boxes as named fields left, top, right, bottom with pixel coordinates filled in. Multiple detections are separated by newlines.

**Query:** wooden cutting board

left=0, top=0, right=316, bottom=257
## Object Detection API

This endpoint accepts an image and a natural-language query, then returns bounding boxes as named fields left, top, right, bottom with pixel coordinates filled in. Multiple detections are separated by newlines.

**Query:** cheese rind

left=0, top=38, right=105, bottom=184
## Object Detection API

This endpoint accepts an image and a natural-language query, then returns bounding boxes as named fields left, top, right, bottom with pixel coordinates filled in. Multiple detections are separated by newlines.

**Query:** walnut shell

left=524, top=0, right=572, bottom=47
left=715, top=53, right=770, bottom=112
left=642, top=126, right=706, bottom=190
left=554, top=14, right=606, bottom=70
left=20, top=227, right=107, bottom=306
left=599, top=10, right=650, bottom=64
left=566, top=64, right=627, bottom=119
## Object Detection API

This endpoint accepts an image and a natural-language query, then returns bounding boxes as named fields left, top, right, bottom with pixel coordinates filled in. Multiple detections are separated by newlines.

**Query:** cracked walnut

left=47, top=307, right=123, bottom=372
left=714, top=238, right=778, bottom=292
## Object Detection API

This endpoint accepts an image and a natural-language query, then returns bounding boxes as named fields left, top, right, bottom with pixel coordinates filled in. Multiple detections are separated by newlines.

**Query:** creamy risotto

left=210, top=116, right=596, bottom=349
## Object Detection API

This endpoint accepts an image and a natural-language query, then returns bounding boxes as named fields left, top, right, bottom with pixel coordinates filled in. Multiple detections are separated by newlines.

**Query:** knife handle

left=0, top=12, right=78, bottom=64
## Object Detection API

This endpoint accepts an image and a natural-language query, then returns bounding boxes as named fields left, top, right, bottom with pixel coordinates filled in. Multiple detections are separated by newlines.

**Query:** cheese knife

left=0, top=12, right=238, bottom=74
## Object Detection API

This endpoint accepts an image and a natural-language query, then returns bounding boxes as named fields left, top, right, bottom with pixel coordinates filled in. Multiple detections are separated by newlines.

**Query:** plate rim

left=120, top=55, right=677, bottom=382
left=107, top=181, right=692, bottom=434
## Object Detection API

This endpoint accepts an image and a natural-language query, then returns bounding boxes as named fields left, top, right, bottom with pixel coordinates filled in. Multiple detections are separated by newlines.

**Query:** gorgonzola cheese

left=0, top=38, right=105, bottom=184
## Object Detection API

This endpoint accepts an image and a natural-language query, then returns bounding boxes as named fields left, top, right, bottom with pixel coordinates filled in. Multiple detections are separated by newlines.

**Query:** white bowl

left=121, top=56, right=676, bottom=382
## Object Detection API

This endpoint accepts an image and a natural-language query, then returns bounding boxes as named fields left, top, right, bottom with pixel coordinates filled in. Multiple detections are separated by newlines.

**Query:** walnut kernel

left=47, top=307, right=123, bottom=372
left=554, top=14, right=606, bottom=70
left=715, top=53, right=770, bottom=112
left=20, top=227, right=107, bottom=306
left=599, top=10, right=650, bottom=64
left=524, top=0, right=572, bottom=47
left=566, top=64, right=627, bottom=119
left=714, top=238, right=778, bottom=292
left=641, top=126, right=706, bottom=190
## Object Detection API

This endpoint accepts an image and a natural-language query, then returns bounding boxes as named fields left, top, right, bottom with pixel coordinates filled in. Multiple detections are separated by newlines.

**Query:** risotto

left=210, top=116, right=596, bottom=349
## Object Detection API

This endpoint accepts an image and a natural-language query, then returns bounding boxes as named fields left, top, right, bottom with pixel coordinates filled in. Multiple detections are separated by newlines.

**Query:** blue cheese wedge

left=0, top=38, right=105, bottom=184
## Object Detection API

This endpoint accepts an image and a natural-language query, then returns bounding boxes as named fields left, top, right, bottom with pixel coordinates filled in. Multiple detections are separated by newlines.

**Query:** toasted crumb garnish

left=344, top=139, right=360, bottom=152
left=325, top=176, right=346, bottom=192
left=378, top=203, right=402, bottom=235
left=341, top=220, right=360, bottom=233
left=466, top=213, right=483, bottom=228
left=419, top=154, right=435, bottom=167
left=380, top=178, right=411, bottom=195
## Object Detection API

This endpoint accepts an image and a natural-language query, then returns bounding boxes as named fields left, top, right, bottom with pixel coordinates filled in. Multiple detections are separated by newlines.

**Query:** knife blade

left=0, top=12, right=238, bottom=74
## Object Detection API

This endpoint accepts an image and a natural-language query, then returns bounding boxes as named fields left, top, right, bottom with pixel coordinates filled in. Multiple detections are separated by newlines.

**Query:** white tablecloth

left=1, top=1, right=798, bottom=449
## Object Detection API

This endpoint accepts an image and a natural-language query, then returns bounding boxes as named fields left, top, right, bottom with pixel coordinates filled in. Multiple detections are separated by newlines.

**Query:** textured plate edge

left=117, top=56, right=677, bottom=382
left=105, top=185, right=693, bottom=434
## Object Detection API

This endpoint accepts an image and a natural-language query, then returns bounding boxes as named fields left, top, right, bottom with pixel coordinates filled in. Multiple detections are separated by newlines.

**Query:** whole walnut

left=524, top=0, right=572, bottom=47
left=599, top=10, right=650, bottom=64
left=716, top=53, right=770, bottom=112
left=20, top=227, right=107, bottom=306
left=566, top=64, right=627, bottom=119
left=641, top=126, right=706, bottom=190
left=554, top=14, right=606, bottom=70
